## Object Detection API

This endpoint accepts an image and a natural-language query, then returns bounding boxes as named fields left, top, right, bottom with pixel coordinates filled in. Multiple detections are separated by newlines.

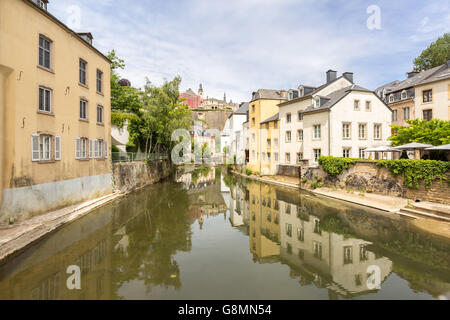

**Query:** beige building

left=247, top=89, right=287, bottom=174
left=0, top=0, right=112, bottom=222
left=376, top=60, right=450, bottom=124
left=259, top=113, right=280, bottom=175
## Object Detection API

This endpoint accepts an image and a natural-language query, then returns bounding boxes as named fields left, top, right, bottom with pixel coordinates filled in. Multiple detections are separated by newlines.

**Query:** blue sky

left=50, top=0, right=450, bottom=103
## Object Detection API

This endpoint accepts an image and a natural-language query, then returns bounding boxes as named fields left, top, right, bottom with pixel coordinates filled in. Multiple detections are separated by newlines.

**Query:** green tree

left=413, top=33, right=450, bottom=70
left=389, top=119, right=450, bottom=146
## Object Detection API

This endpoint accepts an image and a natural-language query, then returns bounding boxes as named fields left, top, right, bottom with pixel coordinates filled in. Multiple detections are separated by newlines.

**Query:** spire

left=224, top=92, right=227, bottom=103
left=198, top=83, right=203, bottom=97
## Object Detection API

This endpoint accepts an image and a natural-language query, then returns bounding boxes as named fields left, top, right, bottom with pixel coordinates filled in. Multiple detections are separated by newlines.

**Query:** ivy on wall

left=111, top=112, right=140, bottom=129
left=318, top=156, right=360, bottom=176
left=376, top=159, right=450, bottom=189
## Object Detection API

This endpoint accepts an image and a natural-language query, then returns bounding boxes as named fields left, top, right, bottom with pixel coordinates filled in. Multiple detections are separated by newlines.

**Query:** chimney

left=280, top=90, right=287, bottom=98
left=407, top=69, right=420, bottom=78
left=326, top=70, right=337, bottom=83
left=343, top=72, right=354, bottom=83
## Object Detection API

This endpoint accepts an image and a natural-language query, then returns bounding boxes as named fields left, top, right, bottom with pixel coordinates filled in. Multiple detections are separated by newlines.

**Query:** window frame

left=286, top=113, right=292, bottom=123
left=423, top=109, right=433, bottom=121
left=38, top=86, right=52, bottom=113
left=354, top=99, right=360, bottom=111
left=374, top=124, right=382, bottom=140
left=297, top=129, right=303, bottom=141
left=79, top=59, right=88, bottom=86
left=342, top=122, right=351, bottom=139
left=313, top=148, right=321, bottom=162
left=38, top=35, right=51, bottom=70
left=97, top=105, right=104, bottom=124
left=358, top=123, right=367, bottom=140
left=423, top=89, right=432, bottom=103
left=313, top=124, right=321, bottom=140
left=96, top=69, right=103, bottom=93
left=343, top=147, right=351, bottom=158
left=79, top=99, right=88, bottom=120
left=285, top=130, right=292, bottom=143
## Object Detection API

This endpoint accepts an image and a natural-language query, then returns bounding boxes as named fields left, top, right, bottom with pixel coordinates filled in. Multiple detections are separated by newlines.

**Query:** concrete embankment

left=0, top=159, right=173, bottom=263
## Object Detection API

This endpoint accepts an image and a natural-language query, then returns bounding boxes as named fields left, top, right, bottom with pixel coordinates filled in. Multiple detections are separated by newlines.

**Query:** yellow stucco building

left=0, top=0, right=112, bottom=222
left=247, top=89, right=286, bottom=174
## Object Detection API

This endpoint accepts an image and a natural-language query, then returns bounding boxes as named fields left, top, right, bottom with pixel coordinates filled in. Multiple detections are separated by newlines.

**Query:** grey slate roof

left=260, top=113, right=279, bottom=124
left=251, top=89, right=287, bottom=101
left=302, top=85, right=371, bottom=114
left=234, top=102, right=249, bottom=115
left=376, top=60, right=450, bottom=94
left=278, top=75, right=353, bottom=107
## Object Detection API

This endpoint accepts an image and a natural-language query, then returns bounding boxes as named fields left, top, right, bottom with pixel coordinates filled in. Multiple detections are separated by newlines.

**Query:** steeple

left=223, top=92, right=227, bottom=103
left=198, top=83, right=203, bottom=97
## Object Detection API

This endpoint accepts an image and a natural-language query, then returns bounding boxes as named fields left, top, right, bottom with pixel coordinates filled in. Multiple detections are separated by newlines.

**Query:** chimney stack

left=343, top=72, right=354, bottom=83
left=326, top=70, right=337, bottom=83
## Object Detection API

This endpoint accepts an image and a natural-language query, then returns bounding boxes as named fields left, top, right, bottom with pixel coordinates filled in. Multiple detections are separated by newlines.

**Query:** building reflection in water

left=0, top=170, right=449, bottom=300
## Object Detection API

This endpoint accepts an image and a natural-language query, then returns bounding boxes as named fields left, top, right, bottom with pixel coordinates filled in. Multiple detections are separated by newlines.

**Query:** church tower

left=198, top=83, right=204, bottom=98
left=223, top=92, right=227, bottom=103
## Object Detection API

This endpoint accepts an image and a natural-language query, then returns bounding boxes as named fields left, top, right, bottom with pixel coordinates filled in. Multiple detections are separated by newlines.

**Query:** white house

left=279, top=70, right=392, bottom=166
left=221, top=102, right=249, bottom=163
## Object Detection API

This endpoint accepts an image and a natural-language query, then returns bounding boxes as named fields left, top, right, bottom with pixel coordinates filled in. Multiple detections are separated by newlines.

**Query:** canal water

left=0, top=167, right=449, bottom=300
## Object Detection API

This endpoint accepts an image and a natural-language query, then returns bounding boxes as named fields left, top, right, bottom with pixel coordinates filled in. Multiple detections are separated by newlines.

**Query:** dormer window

left=314, top=97, right=320, bottom=109
left=389, top=94, right=394, bottom=103
left=36, top=0, right=47, bottom=10
left=401, top=90, right=407, bottom=100
left=299, top=86, right=304, bottom=97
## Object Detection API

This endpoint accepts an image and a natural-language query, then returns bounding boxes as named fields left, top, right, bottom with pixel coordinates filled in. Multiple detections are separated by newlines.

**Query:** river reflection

left=0, top=167, right=449, bottom=300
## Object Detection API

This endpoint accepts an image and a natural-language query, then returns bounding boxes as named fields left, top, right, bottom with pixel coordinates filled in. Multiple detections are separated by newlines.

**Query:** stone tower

left=198, top=83, right=203, bottom=98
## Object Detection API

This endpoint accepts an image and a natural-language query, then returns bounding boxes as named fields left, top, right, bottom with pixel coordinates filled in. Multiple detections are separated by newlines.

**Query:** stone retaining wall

left=112, top=159, right=173, bottom=193
left=280, top=161, right=449, bottom=205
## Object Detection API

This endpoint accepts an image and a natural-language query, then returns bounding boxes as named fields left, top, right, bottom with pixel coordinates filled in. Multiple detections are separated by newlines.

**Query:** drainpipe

left=328, top=111, right=331, bottom=156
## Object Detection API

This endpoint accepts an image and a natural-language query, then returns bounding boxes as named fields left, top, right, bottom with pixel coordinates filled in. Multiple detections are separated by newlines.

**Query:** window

left=267, top=152, right=271, bottom=162
left=274, top=138, right=279, bottom=148
left=274, top=121, right=278, bottom=129
left=358, top=124, right=367, bottom=139
left=313, top=218, right=321, bottom=234
left=360, top=245, right=369, bottom=261
left=297, top=228, right=304, bottom=242
left=97, top=105, right=104, bottom=124
left=252, top=133, right=255, bottom=142
left=343, top=148, right=351, bottom=158
left=365, top=101, right=371, bottom=111
left=252, top=105, right=255, bottom=113
left=75, top=137, right=88, bottom=159
left=392, top=110, right=398, bottom=122
left=267, top=139, right=271, bottom=148
left=38, top=87, right=51, bottom=112
left=252, top=118, right=255, bottom=126
left=313, top=242, right=322, bottom=259
left=37, top=0, right=47, bottom=10
left=285, top=153, right=291, bottom=164
left=286, top=131, right=291, bottom=143
left=297, top=129, right=303, bottom=141
left=423, top=89, right=432, bottom=103
left=262, top=152, right=266, bottom=161
left=286, top=223, right=292, bottom=237
left=354, top=100, right=360, bottom=110
left=313, top=125, right=321, bottom=139
left=80, top=99, right=88, bottom=120
left=38, top=35, right=51, bottom=69
left=274, top=152, right=279, bottom=162
left=286, top=204, right=291, bottom=214
left=31, top=134, right=58, bottom=162
left=423, top=109, right=433, bottom=121
left=297, top=152, right=303, bottom=163
left=79, top=59, right=87, bottom=85
left=359, top=148, right=366, bottom=159
left=342, top=123, right=351, bottom=139
left=96, top=70, right=103, bottom=93
left=286, top=113, right=291, bottom=123
left=314, top=97, right=320, bottom=108
left=313, top=149, right=321, bottom=162
left=403, top=107, right=410, bottom=120
left=265, top=123, right=269, bottom=129
left=389, top=95, right=394, bottom=103
left=94, top=139, right=104, bottom=158
left=344, top=246, right=353, bottom=264
left=374, top=124, right=382, bottom=140
left=401, top=90, right=407, bottom=100
left=298, top=112, right=303, bottom=121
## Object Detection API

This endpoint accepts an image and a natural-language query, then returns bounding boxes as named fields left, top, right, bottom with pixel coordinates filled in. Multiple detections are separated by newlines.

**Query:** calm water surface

left=0, top=167, right=449, bottom=300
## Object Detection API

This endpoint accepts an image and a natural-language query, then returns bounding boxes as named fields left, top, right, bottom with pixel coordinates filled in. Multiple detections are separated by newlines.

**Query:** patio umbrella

left=365, top=146, right=400, bottom=152
left=425, top=144, right=450, bottom=151
left=393, top=142, right=433, bottom=150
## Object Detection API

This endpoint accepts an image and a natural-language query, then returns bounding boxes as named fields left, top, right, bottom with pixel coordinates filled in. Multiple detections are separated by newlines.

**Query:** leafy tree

left=389, top=119, right=450, bottom=146
left=414, top=33, right=450, bottom=70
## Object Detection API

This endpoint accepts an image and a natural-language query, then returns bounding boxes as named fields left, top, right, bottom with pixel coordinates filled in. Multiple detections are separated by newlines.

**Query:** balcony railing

left=111, top=152, right=168, bottom=163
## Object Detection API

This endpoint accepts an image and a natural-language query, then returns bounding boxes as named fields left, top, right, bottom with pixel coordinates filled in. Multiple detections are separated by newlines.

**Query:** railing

left=111, top=152, right=168, bottom=163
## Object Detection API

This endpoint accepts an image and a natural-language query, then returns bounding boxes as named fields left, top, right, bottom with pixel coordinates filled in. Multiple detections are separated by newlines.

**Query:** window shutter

left=32, top=134, right=40, bottom=161
left=55, top=136, right=61, bottom=160
left=75, top=137, right=80, bottom=159
left=89, top=139, right=93, bottom=158
left=94, top=139, right=98, bottom=158
left=104, top=140, right=108, bottom=158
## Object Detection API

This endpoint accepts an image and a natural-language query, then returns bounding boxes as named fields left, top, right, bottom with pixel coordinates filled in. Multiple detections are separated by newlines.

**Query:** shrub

left=318, top=156, right=360, bottom=176
left=377, top=159, right=450, bottom=189
left=311, top=181, right=323, bottom=189
left=246, top=169, right=253, bottom=176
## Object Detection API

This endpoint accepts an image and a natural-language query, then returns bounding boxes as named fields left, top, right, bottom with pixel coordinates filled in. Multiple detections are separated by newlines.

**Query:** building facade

left=247, top=89, right=287, bottom=173
left=0, top=0, right=112, bottom=222
left=259, top=113, right=280, bottom=175
left=279, top=71, right=392, bottom=166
